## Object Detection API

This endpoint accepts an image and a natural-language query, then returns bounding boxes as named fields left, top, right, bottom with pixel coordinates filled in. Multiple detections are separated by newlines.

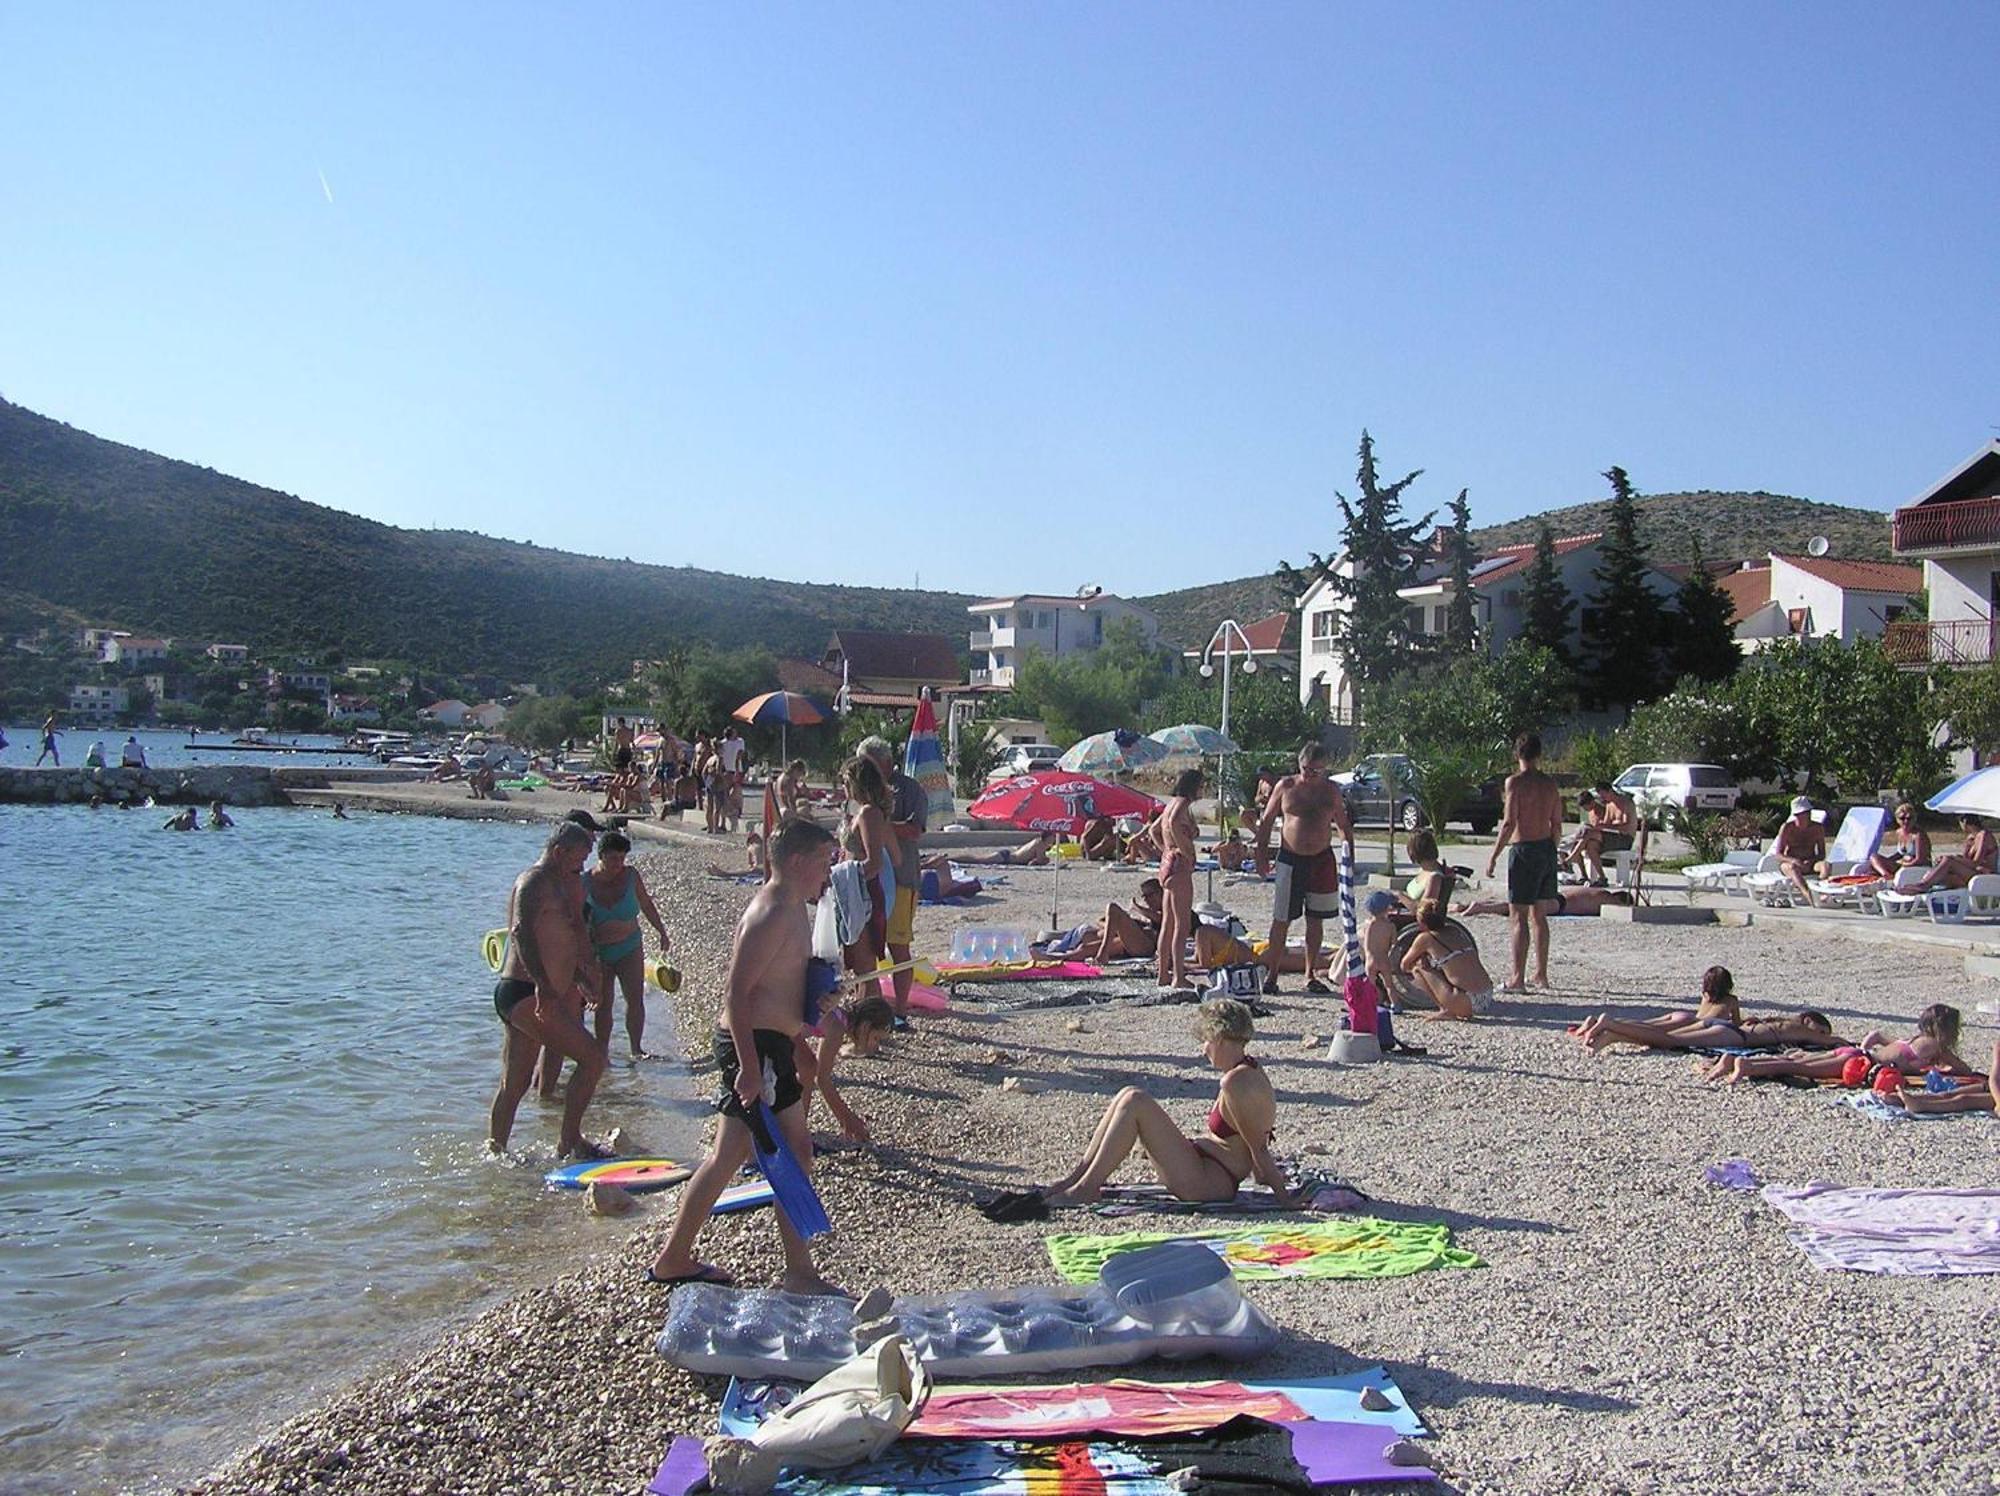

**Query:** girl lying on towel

left=1704, top=1003, right=1968, bottom=1085
left=1035, top=998, right=1299, bottom=1208
left=1576, top=970, right=1839, bottom=1055
left=1888, top=1037, right=1999, bottom=1115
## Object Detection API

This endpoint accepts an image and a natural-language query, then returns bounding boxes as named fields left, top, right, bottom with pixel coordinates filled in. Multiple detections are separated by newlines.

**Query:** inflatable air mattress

left=656, top=1241, right=1278, bottom=1381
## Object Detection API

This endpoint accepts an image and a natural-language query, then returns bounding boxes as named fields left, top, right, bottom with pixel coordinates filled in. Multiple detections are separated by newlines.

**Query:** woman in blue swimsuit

left=583, top=831, right=672, bottom=1059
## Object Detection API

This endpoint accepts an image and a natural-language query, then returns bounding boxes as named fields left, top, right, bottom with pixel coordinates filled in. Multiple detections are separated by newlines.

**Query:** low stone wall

left=0, top=765, right=293, bottom=807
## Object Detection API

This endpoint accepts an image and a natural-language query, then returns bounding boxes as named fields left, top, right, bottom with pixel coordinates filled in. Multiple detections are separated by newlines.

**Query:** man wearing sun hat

left=1773, top=795, right=1827, bottom=907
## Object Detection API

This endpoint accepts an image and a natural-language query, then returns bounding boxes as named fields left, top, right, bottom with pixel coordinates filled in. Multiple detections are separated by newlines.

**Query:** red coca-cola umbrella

left=966, top=771, right=1158, bottom=929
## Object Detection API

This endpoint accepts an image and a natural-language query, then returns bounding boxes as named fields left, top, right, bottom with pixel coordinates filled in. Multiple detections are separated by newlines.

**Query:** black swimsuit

left=493, top=978, right=536, bottom=1023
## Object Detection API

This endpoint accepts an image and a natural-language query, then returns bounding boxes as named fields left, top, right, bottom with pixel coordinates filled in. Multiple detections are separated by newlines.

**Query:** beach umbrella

left=1057, top=728, right=1169, bottom=777
left=967, top=770, right=1158, bottom=928
left=1335, top=853, right=1378, bottom=1036
left=734, top=690, right=827, bottom=763
left=1928, top=767, right=2000, bottom=820
left=904, top=696, right=954, bottom=830
left=1145, top=723, right=1240, bottom=756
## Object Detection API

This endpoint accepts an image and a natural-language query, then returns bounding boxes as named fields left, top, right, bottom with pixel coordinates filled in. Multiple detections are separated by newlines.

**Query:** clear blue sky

left=3, top=3, right=1994, bottom=596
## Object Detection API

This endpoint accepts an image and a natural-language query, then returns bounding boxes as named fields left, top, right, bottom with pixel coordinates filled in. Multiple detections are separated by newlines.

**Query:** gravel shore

left=188, top=841, right=2000, bottom=1496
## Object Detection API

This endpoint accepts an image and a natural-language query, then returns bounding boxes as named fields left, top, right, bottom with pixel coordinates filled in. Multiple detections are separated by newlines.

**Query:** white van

left=1612, top=763, right=1742, bottom=820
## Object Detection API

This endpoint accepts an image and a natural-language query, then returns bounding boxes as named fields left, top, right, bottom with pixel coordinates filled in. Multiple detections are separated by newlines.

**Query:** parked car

left=1611, top=763, right=1742, bottom=822
left=986, top=743, right=1065, bottom=782
left=1333, top=753, right=1504, bottom=836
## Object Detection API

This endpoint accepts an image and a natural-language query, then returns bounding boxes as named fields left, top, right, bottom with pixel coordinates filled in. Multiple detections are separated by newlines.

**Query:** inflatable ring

left=648, top=960, right=682, bottom=993
left=481, top=928, right=508, bottom=972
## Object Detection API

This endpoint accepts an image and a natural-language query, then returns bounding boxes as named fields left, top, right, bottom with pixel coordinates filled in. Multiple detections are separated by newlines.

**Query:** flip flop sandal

left=646, top=1263, right=734, bottom=1288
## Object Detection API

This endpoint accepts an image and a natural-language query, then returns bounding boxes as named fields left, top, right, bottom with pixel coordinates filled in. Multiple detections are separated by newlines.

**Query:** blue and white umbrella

left=1057, top=729, right=1169, bottom=777
left=1927, top=766, right=2000, bottom=820
left=1145, top=722, right=1241, bottom=756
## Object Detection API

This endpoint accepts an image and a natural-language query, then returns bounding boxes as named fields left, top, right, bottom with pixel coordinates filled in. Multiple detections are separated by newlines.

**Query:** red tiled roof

left=1773, top=554, right=1923, bottom=594
left=826, top=630, right=962, bottom=683
left=1471, top=532, right=1603, bottom=586
left=1716, top=565, right=1772, bottom=622
left=775, top=657, right=843, bottom=696
left=1183, top=611, right=1292, bottom=657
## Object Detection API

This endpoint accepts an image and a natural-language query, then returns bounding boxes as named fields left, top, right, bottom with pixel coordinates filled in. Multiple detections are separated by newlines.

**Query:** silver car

left=1612, top=763, right=1741, bottom=820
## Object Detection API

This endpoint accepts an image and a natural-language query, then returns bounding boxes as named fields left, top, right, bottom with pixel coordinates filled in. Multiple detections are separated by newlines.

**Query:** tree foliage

left=1668, top=540, right=1742, bottom=685
left=1519, top=524, right=1575, bottom=662
left=506, top=694, right=594, bottom=750
left=1443, top=488, right=1478, bottom=653
left=1359, top=643, right=1574, bottom=766
left=1139, top=667, right=1324, bottom=753
left=1578, top=466, right=1669, bottom=713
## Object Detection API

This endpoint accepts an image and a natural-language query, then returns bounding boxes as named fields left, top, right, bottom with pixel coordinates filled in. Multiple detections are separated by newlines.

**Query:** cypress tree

left=1326, top=431, right=1435, bottom=702
left=1579, top=465, right=1667, bottom=712
left=1669, top=538, right=1743, bottom=684
left=1444, top=487, right=1479, bottom=653
left=1519, top=523, right=1575, bottom=662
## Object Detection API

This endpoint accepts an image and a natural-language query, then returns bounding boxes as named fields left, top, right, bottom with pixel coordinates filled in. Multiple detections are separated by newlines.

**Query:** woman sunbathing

left=1575, top=966, right=1752, bottom=1053
left=1458, top=886, right=1633, bottom=918
left=1867, top=802, right=1932, bottom=880
left=1401, top=900, right=1496, bottom=1020
left=1909, top=816, right=1997, bottom=893
left=953, top=833, right=1055, bottom=867
left=1706, top=1003, right=1966, bottom=1084
left=1889, top=1037, right=1999, bottom=1115
left=1037, top=998, right=1297, bottom=1206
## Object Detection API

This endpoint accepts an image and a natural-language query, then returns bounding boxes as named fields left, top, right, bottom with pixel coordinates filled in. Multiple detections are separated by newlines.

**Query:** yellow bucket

left=481, top=928, right=508, bottom=972
left=648, top=960, right=682, bottom=993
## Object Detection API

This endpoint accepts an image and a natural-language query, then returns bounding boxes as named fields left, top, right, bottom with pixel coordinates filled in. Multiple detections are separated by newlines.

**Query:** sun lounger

left=1872, top=865, right=1931, bottom=917
left=1746, top=806, right=1886, bottom=908
left=1684, top=848, right=1768, bottom=897
left=1965, top=872, right=2000, bottom=919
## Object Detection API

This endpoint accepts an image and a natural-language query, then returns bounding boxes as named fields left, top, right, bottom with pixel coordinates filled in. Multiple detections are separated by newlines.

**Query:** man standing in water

left=1486, top=731, right=1564, bottom=992
left=488, top=821, right=611, bottom=1159
left=1253, top=741, right=1353, bottom=995
left=648, top=816, right=844, bottom=1292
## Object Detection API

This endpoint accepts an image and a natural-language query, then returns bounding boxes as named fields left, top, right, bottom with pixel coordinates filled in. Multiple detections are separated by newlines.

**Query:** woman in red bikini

left=1154, top=769, right=1203, bottom=992
left=1039, top=998, right=1297, bottom=1206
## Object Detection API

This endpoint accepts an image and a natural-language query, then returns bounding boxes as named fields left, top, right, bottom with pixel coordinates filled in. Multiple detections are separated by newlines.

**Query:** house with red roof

left=1889, top=439, right=2000, bottom=665
left=1720, top=554, right=1920, bottom=651
left=1294, top=531, right=1675, bottom=722
left=1180, top=611, right=1295, bottom=676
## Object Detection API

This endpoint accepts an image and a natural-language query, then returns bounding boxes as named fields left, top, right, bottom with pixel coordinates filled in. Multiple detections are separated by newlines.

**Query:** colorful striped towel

left=1046, top=1219, right=1484, bottom=1284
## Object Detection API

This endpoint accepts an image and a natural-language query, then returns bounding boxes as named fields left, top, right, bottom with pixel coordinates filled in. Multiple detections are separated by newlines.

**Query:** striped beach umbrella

left=904, top=695, right=954, bottom=829
left=1057, top=729, right=1169, bottom=777
left=733, top=690, right=827, bottom=763
left=1336, top=852, right=1378, bottom=1035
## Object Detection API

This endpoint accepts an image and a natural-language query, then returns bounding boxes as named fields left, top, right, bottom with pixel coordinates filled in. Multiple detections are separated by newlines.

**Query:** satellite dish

left=1078, top=583, right=1103, bottom=599
left=1807, top=536, right=1831, bottom=557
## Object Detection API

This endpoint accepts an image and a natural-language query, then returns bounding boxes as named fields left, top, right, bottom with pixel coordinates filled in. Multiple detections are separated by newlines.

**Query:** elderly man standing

left=861, top=734, right=926, bottom=1023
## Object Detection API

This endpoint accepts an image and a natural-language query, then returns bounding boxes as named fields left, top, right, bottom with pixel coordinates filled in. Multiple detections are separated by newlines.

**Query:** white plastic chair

left=1874, top=866, right=1931, bottom=918
left=1965, top=873, right=2000, bottom=919
left=1928, top=887, right=1969, bottom=923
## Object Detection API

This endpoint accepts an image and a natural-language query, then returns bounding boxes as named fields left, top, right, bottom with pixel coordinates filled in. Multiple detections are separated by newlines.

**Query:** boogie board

left=544, top=1157, right=691, bottom=1194
left=713, top=1179, right=776, bottom=1215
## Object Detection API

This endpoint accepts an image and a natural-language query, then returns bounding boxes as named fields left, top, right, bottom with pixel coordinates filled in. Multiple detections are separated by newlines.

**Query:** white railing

left=969, top=632, right=995, bottom=651
left=1309, top=637, right=1339, bottom=656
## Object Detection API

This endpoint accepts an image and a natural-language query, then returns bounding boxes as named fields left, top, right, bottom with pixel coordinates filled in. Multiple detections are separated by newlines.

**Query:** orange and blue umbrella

left=733, top=690, right=827, bottom=762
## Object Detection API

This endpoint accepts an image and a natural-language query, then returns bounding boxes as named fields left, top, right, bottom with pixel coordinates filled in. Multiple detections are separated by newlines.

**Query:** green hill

left=0, top=400, right=975, bottom=684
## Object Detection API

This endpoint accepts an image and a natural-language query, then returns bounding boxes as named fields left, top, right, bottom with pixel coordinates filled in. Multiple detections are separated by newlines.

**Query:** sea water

left=0, top=726, right=384, bottom=772
left=0, top=804, right=703, bottom=1494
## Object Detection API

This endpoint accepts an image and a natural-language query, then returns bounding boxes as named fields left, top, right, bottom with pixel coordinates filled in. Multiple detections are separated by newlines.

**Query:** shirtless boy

left=1486, top=732, right=1564, bottom=992
left=647, top=817, right=845, bottom=1294
left=1253, top=742, right=1353, bottom=995
left=488, top=821, right=610, bottom=1159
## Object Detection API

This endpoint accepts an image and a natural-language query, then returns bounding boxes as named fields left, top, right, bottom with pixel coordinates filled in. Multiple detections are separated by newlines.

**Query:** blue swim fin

left=747, top=1101, right=831, bottom=1239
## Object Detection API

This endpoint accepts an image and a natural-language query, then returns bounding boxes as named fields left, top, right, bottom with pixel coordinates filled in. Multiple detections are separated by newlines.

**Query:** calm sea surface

left=0, top=726, right=386, bottom=772
left=0, top=804, right=701, bottom=1494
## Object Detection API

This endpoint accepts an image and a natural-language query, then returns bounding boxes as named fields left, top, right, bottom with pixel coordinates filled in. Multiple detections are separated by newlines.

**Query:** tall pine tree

left=1668, top=538, right=1743, bottom=684
left=1520, top=523, right=1576, bottom=662
left=1444, top=488, right=1479, bottom=653
left=1579, top=465, right=1667, bottom=713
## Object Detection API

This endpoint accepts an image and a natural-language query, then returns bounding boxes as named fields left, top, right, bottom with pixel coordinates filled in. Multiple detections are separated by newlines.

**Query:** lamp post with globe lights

left=1199, top=619, right=1258, bottom=818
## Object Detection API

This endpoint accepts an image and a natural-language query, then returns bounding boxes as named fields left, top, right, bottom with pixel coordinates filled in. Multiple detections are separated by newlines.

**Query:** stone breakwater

left=0, top=765, right=347, bottom=806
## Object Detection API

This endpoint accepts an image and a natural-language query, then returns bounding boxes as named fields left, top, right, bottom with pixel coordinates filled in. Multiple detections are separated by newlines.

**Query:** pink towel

left=1761, top=1182, right=2000, bottom=1275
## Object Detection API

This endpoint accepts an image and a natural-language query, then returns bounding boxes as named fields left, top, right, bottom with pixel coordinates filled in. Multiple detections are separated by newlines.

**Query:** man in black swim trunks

left=487, top=821, right=609, bottom=1158
left=1252, top=742, right=1353, bottom=995
left=1486, top=731, right=1564, bottom=992
left=648, top=816, right=846, bottom=1294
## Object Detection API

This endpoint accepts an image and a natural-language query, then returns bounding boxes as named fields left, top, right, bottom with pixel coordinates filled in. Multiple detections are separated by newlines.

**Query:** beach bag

left=1210, top=963, right=1262, bottom=998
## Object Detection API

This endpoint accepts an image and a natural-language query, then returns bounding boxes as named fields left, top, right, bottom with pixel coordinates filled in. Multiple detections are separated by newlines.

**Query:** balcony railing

left=968, top=668, right=992, bottom=685
left=1893, top=497, right=2000, bottom=554
left=1883, top=618, right=1998, bottom=666
left=1308, top=636, right=1339, bottom=656
left=969, top=632, right=995, bottom=650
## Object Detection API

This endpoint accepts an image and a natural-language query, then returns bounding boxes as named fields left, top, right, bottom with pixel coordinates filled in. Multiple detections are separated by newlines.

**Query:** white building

left=206, top=643, right=250, bottom=662
left=105, top=635, right=171, bottom=665
left=68, top=683, right=130, bottom=724
left=1721, top=554, right=1919, bottom=652
left=1295, top=532, right=1674, bottom=720
left=82, top=628, right=129, bottom=659
left=1889, top=440, right=2000, bottom=665
left=966, top=592, right=1159, bottom=690
left=466, top=701, right=509, bottom=730
left=421, top=699, right=471, bottom=728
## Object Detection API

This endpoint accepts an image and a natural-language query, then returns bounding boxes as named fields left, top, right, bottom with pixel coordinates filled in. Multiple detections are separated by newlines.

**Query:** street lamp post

left=1199, top=619, right=1258, bottom=822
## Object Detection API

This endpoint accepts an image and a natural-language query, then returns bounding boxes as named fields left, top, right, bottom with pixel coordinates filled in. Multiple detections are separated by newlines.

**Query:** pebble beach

left=186, top=830, right=2000, bottom=1496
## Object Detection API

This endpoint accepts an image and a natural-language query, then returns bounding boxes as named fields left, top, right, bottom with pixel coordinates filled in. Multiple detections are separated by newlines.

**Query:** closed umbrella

left=903, top=696, right=954, bottom=830
left=967, top=770, right=1158, bottom=928
left=1927, top=767, right=2000, bottom=819
left=734, top=690, right=827, bottom=764
left=1057, top=729, right=1169, bottom=777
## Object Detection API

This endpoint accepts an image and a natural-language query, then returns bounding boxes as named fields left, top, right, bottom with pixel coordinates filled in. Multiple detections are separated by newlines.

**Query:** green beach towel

left=1046, top=1218, right=1484, bottom=1284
